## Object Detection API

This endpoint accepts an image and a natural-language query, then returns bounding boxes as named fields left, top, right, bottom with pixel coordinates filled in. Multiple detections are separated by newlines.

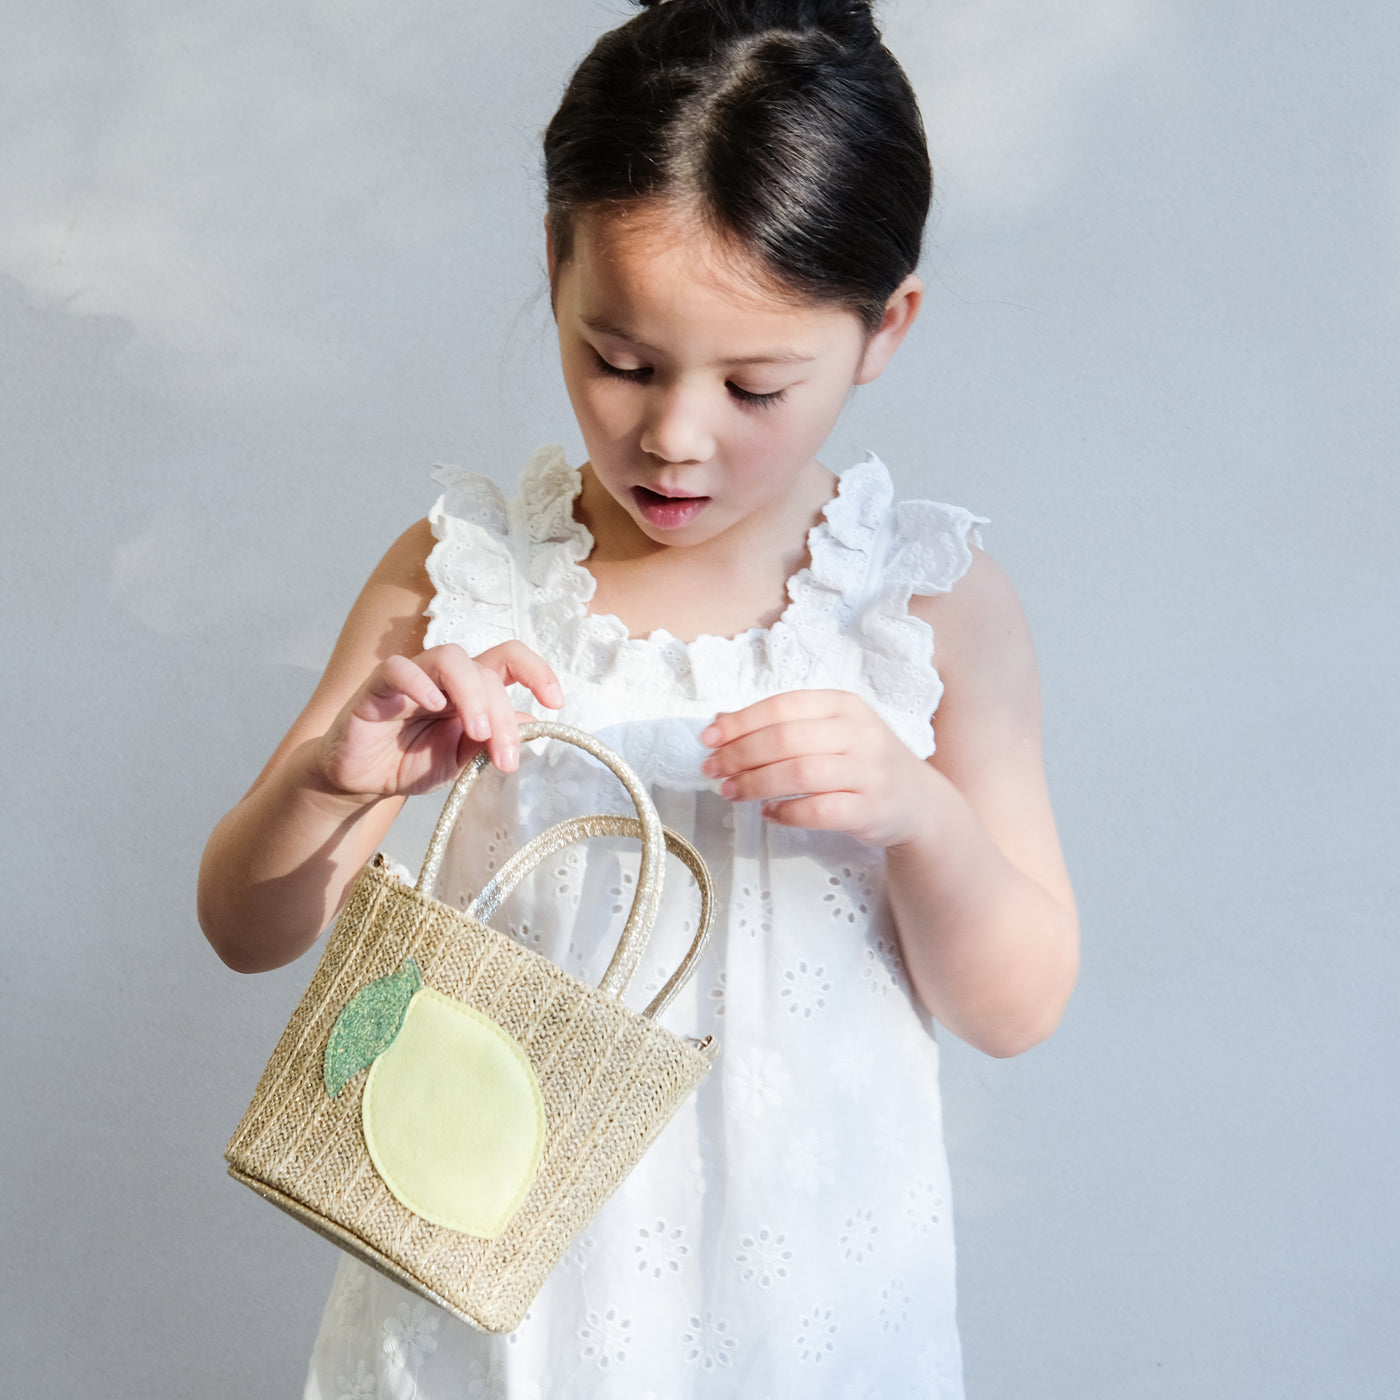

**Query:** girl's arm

left=700, top=549, right=1078, bottom=1058
left=198, top=520, right=561, bottom=974
left=886, top=551, right=1078, bottom=1056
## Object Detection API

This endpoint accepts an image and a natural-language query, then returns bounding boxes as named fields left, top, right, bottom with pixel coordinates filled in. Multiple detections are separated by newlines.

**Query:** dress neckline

left=426, top=443, right=976, bottom=749
left=521, top=444, right=883, bottom=654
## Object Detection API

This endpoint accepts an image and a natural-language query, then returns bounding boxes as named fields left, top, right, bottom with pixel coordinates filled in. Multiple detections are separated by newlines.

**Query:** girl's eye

left=592, top=349, right=786, bottom=409
left=593, top=351, right=649, bottom=382
left=727, top=383, right=788, bottom=410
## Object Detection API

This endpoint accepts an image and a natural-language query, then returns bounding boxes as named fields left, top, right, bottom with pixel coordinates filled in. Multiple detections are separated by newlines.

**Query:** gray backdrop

left=3, top=0, right=1397, bottom=1395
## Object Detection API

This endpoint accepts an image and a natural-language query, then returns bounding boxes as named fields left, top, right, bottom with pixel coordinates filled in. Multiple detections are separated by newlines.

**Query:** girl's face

left=550, top=205, right=917, bottom=551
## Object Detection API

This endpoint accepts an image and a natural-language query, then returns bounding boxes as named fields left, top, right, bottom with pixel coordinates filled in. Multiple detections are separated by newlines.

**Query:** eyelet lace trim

left=424, top=446, right=985, bottom=756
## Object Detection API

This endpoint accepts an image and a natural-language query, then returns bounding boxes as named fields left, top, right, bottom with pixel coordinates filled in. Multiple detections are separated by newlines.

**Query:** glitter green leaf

left=324, top=957, right=423, bottom=1098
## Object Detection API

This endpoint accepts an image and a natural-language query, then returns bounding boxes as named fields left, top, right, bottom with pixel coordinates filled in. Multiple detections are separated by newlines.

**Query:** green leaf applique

left=324, top=957, right=423, bottom=1098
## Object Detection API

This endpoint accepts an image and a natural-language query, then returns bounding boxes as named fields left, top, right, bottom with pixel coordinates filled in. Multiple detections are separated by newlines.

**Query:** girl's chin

left=631, top=486, right=712, bottom=531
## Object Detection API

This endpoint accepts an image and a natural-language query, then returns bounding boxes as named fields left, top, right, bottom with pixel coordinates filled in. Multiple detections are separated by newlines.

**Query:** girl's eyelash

left=592, top=350, right=786, bottom=409
left=728, top=383, right=787, bottom=409
left=593, top=352, right=649, bottom=382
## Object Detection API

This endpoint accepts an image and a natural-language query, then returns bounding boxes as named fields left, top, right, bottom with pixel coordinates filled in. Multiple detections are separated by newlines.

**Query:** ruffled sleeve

left=423, top=463, right=519, bottom=656
left=828, top=458, right=988, bottom=758
left=891, top=499, right=986, bottom=590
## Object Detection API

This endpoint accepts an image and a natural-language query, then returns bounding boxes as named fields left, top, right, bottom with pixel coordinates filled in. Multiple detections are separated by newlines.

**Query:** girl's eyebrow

left=581, top=314, right=817, bottom=366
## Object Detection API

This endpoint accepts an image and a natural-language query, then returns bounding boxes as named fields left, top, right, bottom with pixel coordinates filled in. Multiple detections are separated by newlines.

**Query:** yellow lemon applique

left=360, top=987, right=546, bottom=1239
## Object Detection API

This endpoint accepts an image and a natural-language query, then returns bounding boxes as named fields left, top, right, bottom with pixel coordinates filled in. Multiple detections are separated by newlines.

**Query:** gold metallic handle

left=466, top=817, right=714, bottom=1021
left=417, top=720, right=665, bottom=1001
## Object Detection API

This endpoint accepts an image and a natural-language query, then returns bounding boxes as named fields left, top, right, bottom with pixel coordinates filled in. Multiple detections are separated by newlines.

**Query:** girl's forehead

left=564, top=204, right=860, bottom=348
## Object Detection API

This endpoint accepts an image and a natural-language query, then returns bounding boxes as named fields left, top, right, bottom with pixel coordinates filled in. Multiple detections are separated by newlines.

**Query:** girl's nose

left=638, top=384, right=714, bottom=464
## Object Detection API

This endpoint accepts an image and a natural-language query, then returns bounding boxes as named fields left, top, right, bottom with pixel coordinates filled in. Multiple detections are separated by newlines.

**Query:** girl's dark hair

left=543, top=0, right=932, bottom=333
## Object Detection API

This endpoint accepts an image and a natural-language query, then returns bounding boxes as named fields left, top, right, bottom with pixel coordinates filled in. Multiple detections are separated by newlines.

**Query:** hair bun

left=632, top=0, right=878, bottom=45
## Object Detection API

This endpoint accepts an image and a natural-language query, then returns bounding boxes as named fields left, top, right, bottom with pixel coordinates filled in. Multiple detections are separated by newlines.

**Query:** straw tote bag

left=226, top=720, right=717, bottom=1334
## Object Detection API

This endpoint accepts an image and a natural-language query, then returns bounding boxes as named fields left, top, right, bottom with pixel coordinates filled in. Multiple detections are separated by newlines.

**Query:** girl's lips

left=632, top=485, right=711, bottom=530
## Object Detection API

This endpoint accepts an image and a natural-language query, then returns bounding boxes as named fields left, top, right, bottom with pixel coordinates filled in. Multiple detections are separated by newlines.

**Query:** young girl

left=200, top=0, right=1078, bottom=1394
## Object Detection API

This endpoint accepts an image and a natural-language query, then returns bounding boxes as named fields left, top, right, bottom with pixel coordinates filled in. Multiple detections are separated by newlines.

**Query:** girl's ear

left=854, top=273, right=924, bottom=386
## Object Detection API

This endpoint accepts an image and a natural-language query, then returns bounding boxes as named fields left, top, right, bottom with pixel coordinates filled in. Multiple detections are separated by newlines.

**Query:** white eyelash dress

left=303, top=446, right=986, bottom=1400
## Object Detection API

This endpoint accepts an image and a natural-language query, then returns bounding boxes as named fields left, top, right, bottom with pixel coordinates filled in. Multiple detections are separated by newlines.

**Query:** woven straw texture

left=226, top=721, right=719, bottom=1333
left=227, top=858, right=715, bottom=1332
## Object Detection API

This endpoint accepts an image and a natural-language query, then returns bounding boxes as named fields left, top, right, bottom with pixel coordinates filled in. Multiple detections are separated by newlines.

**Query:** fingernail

left=720, top=778, right=736, bottom=798
left=700, top=725, right=719, bottom=745
left=503, top=744, right=519, bottom=770
left=701, top=757, right=718, bottom=776
left=469, top=712, right=490, bottom=740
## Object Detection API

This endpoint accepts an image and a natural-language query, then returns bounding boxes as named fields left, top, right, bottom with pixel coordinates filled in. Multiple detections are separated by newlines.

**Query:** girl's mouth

left=632, top=486, right=711, bottom=530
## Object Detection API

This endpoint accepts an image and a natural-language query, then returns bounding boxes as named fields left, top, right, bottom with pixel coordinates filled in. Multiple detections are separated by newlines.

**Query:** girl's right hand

left=314, top=641, right=564, bottom=799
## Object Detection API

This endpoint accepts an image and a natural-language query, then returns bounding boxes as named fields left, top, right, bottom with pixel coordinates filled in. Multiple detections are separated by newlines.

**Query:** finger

left=700, top=690, right=850, bottom=748
left=482, top=672, right=522, bottom=773
left=425, top=647, right=498, bottom=743
left=717, top=754, right=855, bottom=805
left=703, top=718, right=852, bottom=781
left=364, top=654, right=448, bottom=717
left=474, top=640, right=565, bottom=711
left=761, top=791, right=866, bottom=832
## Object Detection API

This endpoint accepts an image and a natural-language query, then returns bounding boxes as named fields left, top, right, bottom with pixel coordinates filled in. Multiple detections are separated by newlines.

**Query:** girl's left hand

left=700, top=690, right=932, bottom=849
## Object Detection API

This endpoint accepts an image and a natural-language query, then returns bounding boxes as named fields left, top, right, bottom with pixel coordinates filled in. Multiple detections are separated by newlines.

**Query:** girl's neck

left=573, top=460, right=839, bottom=642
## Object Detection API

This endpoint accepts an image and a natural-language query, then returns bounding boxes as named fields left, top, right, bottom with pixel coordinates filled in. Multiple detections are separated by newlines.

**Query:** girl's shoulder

left=910, top=546, right=1027, bottom=670
left=333, top=518, right=440, bottom=665
left=871, top=467, right=1037, bottom=755
left=911, top=543, right=1043, bottom=791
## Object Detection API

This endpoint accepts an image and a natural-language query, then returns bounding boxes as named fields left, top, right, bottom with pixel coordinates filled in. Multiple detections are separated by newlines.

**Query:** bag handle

left=466, top=816, right=714, bottom=1021
left=417, top=720, right=665, bottom=1001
